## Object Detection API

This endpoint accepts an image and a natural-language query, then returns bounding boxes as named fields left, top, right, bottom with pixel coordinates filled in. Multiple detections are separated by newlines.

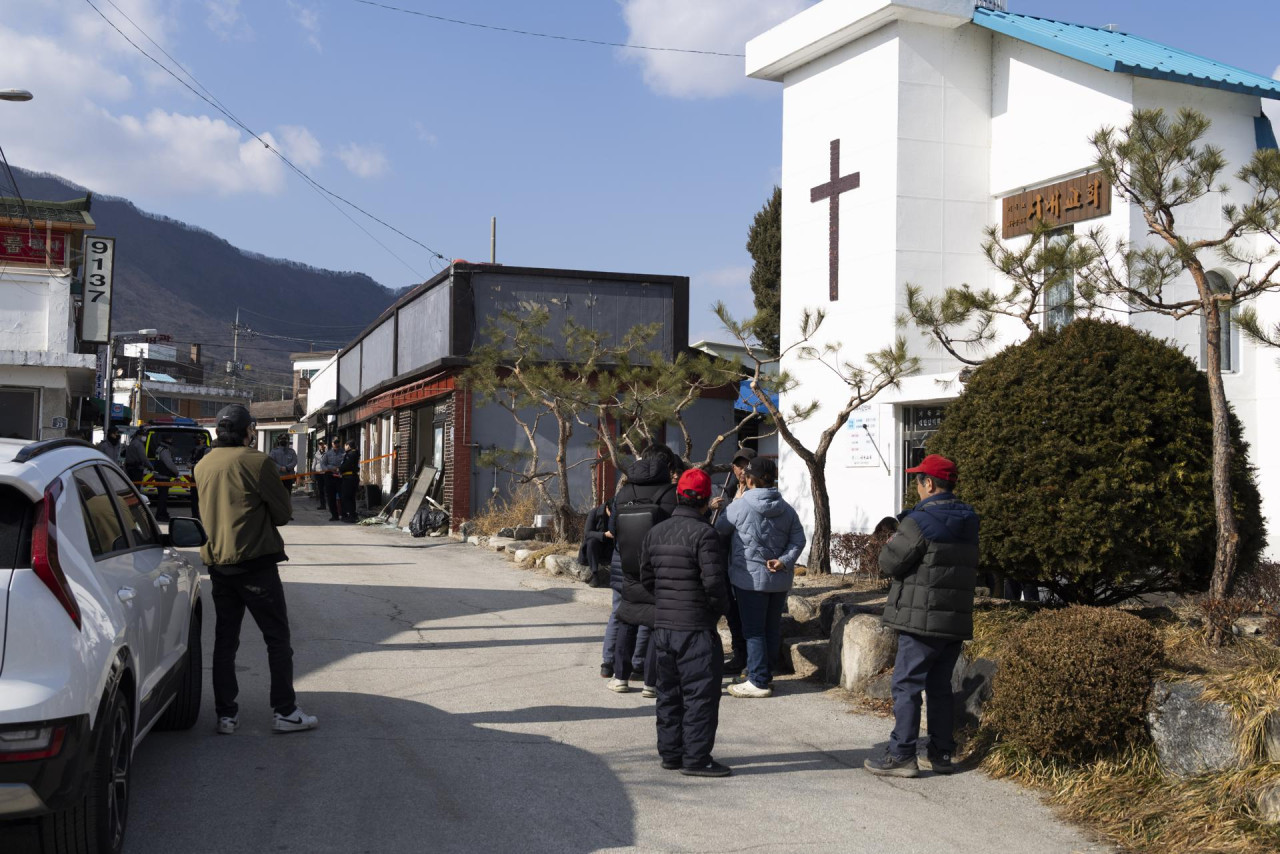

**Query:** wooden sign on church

left=1001, top=171, right=1111, bottom=238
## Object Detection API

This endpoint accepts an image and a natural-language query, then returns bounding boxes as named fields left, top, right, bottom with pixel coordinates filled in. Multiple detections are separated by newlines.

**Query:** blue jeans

left=733, top=587, right=786, bottom=688
left=888, top=632, right=963, bottom=759
left=603, top=589, right=648, bottom=671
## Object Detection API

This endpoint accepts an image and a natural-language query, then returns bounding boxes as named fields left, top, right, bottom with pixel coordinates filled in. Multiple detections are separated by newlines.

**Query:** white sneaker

left=272, top=707, right=319, bottom=733
left=607, top=677, right=631, bottom=694
left=216, top=715, right=239, bottom=735
left=641, top=684, right=657, bottom=699
left=728, top=680, right=773, bottom=698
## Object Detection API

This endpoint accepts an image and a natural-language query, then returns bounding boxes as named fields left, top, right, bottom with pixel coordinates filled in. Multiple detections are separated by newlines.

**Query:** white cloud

left=205, top=0, right=251, bottom=40
left=287, top=0, right=322, bottom=52
left=619, top=0, right=812, bottom=98
left=278, top=124, right=323, bottom=169
left=413, top=121, right=437, bottom=145
left=337, top=142, right=389, bottom=178
left=0, top=19, right=289, bottom=198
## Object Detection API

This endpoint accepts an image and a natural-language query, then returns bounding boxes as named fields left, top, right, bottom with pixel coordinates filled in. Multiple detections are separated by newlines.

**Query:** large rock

left=514, top=526, right=546, bottom=541
left=819, top=599, right=878, bottom=637
left=863, top=671, right=893, bottom=701
left=487, top=536, right=517, bottom=551
left=953, top=657, right=998, bottom=727
left=786, top=638, right=828, bottom=680
left=1266, top=712, right=1280, bottom=763
left=828, top=613, right=898, bottom=691
left=780, top=614, right=820, bottom=640
left=466, top=535, right=486, bottom=546
left=495, top=527, right=516, bottom=538
left=787, top=595, right=818, bottom=623
left=512, top=548, right=537, bottom=563
left=542, top=554, right=590, bottom=581
left=1148, top=681, right=1242, bottom=776
left=1259, top=784, right=1280, bottom=824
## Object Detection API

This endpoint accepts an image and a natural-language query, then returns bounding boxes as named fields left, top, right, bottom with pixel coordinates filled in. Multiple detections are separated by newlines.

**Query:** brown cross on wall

left=810, top=139, right=860, bottom=301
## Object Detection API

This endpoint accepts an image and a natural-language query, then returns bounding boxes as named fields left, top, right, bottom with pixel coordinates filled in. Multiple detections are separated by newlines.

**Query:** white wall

left=304, top=356, right=338, bottom=419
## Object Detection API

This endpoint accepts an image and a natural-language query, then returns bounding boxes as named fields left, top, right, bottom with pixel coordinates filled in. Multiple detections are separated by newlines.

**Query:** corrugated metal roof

left=973, top=8, right=1280, bottom=100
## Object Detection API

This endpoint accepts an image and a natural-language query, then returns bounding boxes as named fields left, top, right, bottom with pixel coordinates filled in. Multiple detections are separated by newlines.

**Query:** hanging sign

left=846, top=404, right=880, bottom=468
left=0, top=226, right=68, bottom=266
left=1001, top=171, right=1111, bottom=238
left=81, top=236, right=115, bottom=344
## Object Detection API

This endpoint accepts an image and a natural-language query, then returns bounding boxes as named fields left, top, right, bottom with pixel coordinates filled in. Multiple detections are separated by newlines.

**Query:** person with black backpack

left=606, top=444, right=681, bottom=695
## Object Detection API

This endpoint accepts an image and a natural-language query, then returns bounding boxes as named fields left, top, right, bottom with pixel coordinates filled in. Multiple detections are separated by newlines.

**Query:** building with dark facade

left=319, top=262, right=742, bottom=527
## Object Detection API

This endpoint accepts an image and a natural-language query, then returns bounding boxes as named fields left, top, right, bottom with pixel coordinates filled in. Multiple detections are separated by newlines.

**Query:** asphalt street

left=126, top=503, right=1108, bottom=854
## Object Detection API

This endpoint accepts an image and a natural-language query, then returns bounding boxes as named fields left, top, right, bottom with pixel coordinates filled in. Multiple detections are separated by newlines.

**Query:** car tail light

left=31, top=478, right=81, bottom=630
left=0, top=725, right=67, bottom=762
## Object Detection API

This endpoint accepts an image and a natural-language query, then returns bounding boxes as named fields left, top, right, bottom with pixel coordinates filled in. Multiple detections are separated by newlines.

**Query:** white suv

left=0, top=438, right=205, bottom=854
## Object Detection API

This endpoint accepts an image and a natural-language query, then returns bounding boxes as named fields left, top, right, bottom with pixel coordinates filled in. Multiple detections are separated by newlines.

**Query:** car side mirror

left=165, top=517, right=207, bottom=548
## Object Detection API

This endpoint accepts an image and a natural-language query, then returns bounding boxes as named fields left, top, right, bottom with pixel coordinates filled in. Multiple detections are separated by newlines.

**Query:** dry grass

left=967, top=602, right=1037, bottom=661
left=1158, top=618, right=1280, bottom=765
left=470, top=484, right=542, bottom=536
left=968, top=605, right=1280, bottom=853
left=983, top=742, right=1280, bottom=854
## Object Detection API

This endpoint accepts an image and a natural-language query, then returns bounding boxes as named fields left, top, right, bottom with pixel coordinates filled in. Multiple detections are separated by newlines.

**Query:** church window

left=1199, top=270, right=1234, bottom=373
left=1042, top=228, right=1075, bottom=331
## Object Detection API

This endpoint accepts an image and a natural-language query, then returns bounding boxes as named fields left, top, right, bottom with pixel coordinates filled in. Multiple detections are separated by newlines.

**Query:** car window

left=98, top=465, right=161, bottom=548
left=73, top=468, right=130, bottom=557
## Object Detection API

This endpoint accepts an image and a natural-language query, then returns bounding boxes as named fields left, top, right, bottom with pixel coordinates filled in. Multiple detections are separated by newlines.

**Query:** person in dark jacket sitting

left=607, top=444, right=681, bottom=695
left=864, top=454, right=979, bottom=779
left=642, top=467, right=730, bottom=778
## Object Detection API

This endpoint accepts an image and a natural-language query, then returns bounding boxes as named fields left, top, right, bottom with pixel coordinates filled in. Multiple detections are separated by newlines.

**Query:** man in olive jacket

left=865, top=454, right=978, bottom=778
left=195, top=404, right=318, bottom=736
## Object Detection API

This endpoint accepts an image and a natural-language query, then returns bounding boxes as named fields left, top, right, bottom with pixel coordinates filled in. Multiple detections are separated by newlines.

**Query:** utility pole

left=232, top=307, right=240, bottom=396
left=490, top=216, right=496, bottom=263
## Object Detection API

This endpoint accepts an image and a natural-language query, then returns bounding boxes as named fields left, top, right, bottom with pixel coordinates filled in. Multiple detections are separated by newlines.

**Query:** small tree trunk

left=1203, top=302, right=1241, bottom=647
left=807, top=459, right=832, bottom=574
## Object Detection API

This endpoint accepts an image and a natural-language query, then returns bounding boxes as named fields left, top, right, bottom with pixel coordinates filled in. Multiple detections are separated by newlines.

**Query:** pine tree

left=747, top=186, right=782, bottom=355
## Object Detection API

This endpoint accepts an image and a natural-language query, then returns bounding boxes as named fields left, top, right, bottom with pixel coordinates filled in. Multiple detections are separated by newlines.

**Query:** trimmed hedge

left=929, top=318, right=1265, bottom=605
left=985, top=606, right=1162, bottom=763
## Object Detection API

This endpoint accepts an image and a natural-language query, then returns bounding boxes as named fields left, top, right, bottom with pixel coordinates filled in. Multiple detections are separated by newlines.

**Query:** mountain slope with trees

left=10, top=167, right=409, bottom=388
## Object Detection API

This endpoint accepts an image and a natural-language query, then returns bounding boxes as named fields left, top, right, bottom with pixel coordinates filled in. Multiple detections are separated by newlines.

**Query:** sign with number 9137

left=81, top=236, right=115, bottom=344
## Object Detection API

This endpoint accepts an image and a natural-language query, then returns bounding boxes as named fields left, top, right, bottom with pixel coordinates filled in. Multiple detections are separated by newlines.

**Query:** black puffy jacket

left=611, top=457, right=676, bottom=628
left=879, top=493, right=980, bottom=641
left=641, top=506, right=727, bottom=631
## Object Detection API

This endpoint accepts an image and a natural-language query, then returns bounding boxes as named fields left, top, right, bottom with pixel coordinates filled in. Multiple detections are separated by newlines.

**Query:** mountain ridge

left=8, top=167, right=408, bottom=393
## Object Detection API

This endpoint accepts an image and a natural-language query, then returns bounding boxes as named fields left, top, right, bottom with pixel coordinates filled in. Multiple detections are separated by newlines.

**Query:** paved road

left=126, top=505, right=1106, bottom=854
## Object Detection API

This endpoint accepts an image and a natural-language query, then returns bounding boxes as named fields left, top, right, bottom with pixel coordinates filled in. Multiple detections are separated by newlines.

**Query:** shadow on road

left=129, top=691, right=635, bottom=854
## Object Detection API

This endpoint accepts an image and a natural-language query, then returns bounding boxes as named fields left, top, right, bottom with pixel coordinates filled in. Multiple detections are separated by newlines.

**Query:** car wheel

left=36, top=689, right=132, bottom=854
left=155, top=610, right=202, bottom=731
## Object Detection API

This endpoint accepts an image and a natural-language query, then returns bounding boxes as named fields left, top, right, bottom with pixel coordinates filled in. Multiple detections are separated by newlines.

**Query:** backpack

left=614, top=484, right=675, bottom=578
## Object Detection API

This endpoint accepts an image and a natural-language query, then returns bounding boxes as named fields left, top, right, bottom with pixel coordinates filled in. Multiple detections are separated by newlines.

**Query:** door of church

left=901, top=405, right=946, bottom=504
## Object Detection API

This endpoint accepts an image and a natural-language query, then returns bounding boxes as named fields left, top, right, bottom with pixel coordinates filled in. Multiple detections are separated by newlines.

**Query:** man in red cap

left=640, top=467, right=731, bottom=777
left=864, top=454, right=978, bottom=779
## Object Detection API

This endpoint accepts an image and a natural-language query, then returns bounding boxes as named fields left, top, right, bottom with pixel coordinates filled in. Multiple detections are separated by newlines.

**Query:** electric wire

left=353, top=0, right=746, bottom=57
left=81, top=0, right=442, bottom=279
left=233, top=305, right=373, bottom=330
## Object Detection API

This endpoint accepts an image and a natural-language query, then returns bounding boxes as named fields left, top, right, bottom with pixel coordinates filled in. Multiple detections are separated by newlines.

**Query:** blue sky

left=2, top=1, right=1278, bottom=344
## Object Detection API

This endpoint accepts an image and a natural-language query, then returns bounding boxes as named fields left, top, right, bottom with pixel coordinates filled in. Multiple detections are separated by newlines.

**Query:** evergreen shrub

left=986, top=606, right=1162, bottom=762
left=929, top=318, right=1264, bottom=604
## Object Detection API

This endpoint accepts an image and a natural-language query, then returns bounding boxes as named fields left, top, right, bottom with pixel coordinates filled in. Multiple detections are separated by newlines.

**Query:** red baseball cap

left=905, top=454, right=957, bottom=483
left=677, top=468, right=712, bottom=500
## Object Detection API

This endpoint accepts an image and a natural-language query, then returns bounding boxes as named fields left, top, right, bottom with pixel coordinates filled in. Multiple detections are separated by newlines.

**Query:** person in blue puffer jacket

left=715, top=456, right=805, bottom=698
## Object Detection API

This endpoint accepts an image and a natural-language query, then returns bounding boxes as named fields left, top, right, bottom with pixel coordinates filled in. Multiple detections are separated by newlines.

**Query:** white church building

left=746, top=0, right=1280, bottom=554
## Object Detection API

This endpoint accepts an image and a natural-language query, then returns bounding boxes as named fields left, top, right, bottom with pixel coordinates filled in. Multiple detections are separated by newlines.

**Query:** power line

left=353, top=0, right=746, bottom=57
left=0, top=142, right=40, bottom=236
left=81, top=0, right=443, bottom=278
left=234, top=305, right=371, bottom=330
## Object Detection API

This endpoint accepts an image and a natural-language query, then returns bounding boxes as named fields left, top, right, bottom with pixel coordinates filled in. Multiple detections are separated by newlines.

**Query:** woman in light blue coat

left=714, top=456, right=806, bottom=697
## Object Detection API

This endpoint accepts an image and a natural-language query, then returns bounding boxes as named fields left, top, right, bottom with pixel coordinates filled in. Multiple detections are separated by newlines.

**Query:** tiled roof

left=0, top=194, right=94, bottom=226
left=973, top=8, right=1280, bottom=100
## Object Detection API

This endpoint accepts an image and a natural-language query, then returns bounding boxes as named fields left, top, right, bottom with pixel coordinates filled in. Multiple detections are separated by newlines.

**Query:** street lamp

left=0, top=89, right=33, bottom=102
left=106, top=329, right=160, bottom=429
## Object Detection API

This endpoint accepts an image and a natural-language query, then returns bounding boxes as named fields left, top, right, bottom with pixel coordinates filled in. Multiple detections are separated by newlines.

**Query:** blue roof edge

left=973, top=7, right=1280, bottom=101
